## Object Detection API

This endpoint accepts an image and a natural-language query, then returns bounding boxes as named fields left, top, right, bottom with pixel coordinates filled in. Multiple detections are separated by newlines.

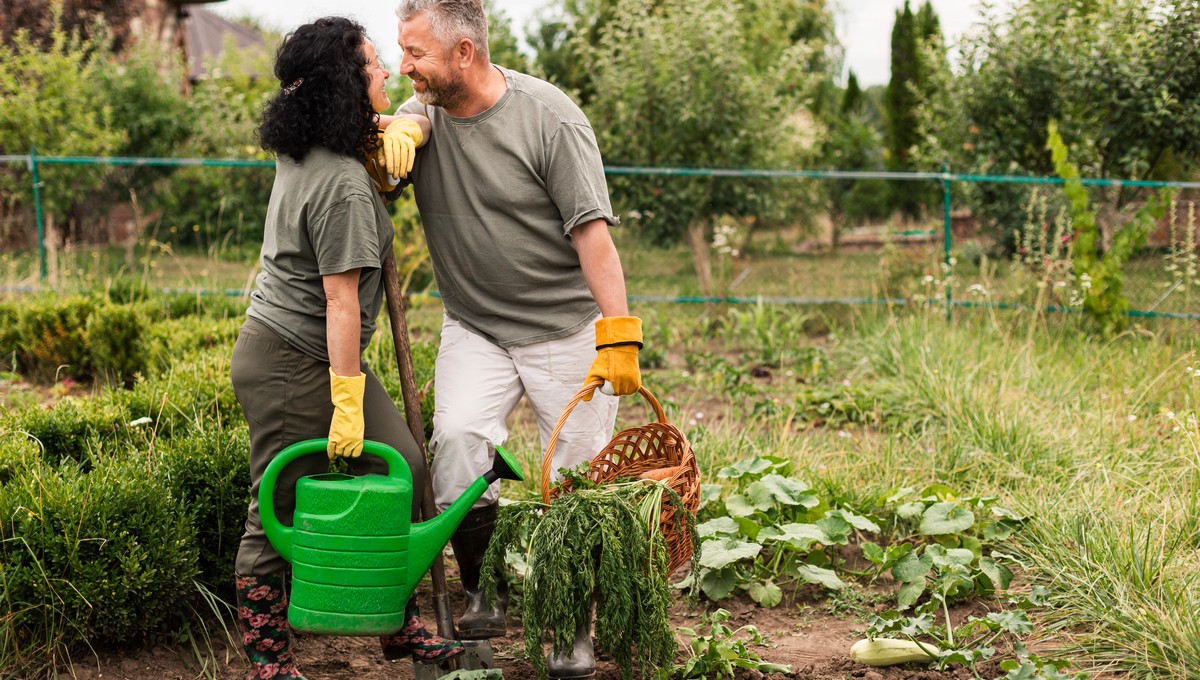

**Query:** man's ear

left=455, top=38, right=476, bottom=68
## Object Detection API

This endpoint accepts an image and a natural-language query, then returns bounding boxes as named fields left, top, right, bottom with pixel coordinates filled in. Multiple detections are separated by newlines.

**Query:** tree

left=918, top=0, right=1200, bottom=252
left=484, top=0, right=529, bottom=73
left=93, top=38, right=190, bottom=236
left=584, top=0, right=832, bottom=291
left=824, top=70, right=889, bottom=236
left=0, top=24, right=123, bottom=244
left=1, top=0, right=145, bottom=52
left=151, top=36, right=277, bottom=249
left=886, top=0, right=942, bottom=219
left=528, top=0, right=621, bottom=105
left=841, top=72, right=863, bottom=116
left=530, top=0, right=835, bottom=108
left=886, top=3, right=918, bottom=169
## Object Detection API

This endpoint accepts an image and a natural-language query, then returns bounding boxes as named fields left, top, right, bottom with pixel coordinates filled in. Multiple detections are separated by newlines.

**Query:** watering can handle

left=258, top=438, right=412, bottom=563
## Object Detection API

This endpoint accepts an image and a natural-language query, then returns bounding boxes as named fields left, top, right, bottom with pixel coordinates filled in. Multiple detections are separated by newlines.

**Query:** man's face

left=398, top=12, right=468, bottom=110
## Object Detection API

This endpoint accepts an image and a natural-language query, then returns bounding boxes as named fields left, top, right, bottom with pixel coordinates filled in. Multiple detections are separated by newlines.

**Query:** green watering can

left=259, top=438, right=523, bottom=636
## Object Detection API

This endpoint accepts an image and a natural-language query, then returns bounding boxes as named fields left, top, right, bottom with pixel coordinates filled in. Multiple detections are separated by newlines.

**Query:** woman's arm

left=324, top=269, right=362, bottom=376
left=324, top=268, right=366, bottom=458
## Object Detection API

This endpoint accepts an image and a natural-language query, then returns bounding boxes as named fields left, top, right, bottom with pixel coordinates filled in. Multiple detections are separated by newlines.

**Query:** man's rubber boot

left=449, top=503, right=508, bottom=639
left=235, top=573, right=306, bottom=680
left=547, top=615, right=595, bottom=679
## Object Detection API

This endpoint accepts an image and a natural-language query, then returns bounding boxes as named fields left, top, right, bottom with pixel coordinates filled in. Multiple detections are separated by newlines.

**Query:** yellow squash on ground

left=850, top=638, right=940, bottom=666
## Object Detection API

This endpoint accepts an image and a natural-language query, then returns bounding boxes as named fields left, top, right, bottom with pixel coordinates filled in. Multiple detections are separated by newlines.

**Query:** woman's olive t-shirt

left=247, top=147, right=393, bottom=361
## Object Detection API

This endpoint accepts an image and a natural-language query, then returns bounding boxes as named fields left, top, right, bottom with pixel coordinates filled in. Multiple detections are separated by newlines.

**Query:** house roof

left=181, top=4, right=266, bottom=81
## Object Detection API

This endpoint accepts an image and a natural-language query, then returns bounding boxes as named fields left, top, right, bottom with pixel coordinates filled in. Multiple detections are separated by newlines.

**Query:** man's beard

left=413, top=69, right=468, bottom=111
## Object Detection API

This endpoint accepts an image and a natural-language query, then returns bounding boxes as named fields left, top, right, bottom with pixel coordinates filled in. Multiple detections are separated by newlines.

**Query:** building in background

left=0, top=0, right=265, bottom=90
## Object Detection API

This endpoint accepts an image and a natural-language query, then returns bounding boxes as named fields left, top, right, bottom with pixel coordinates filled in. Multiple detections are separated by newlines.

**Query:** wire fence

left=3, top=149, right=1200, bottom=321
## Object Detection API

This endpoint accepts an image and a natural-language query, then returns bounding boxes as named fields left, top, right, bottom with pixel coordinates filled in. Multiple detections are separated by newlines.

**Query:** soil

left=62, top=578, right=1017, bottom=680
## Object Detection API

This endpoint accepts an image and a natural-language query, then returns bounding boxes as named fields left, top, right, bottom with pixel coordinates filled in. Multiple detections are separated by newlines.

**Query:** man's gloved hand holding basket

left=542, top=378, right=701, bottom=575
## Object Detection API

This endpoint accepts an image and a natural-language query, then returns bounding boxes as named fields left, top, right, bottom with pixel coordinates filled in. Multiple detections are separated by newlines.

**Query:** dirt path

left=64, top=587, right=1008, bottom=680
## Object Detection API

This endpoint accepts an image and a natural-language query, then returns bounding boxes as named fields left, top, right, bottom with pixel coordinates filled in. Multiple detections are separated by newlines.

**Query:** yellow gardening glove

left=363, top=148, right=399, bottom=193
left=328, top=368, right=366, bottom=459
left=582, top=316, right=643, bottom=402
left=380, top=118, right=423, bottom=179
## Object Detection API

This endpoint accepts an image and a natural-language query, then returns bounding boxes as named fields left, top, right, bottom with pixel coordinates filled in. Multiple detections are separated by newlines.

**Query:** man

left=386, top=1, right=643, bottom=677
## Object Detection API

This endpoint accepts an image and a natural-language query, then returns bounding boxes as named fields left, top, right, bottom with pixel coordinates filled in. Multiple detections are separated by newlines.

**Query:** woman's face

left=361, top=40, right=390, bottom=113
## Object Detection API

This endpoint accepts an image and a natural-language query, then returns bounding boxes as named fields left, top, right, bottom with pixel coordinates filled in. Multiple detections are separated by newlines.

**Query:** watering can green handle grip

left=258, top=438, right=412, bottom=563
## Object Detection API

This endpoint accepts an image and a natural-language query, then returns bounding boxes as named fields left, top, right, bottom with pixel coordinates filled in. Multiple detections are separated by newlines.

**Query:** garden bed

left=63, top=580, right=1016, bottom=680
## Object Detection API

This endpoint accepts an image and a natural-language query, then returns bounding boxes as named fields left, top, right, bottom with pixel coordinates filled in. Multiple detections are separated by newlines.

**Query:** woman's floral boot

left=379, top=597, right=465, bottom=662
left=235, top=573, right=306, bottom=680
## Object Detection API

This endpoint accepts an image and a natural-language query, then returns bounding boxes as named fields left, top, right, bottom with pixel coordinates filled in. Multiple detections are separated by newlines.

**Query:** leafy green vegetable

left=482, top=479, right=696, bottom=679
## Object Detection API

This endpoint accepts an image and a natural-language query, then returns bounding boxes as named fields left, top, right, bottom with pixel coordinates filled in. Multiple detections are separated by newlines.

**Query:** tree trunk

left=738, top=216, right=760, bottom=256
left=686, top=219, right=713, bottom=297
left=45, top=212, right=58, bottom=288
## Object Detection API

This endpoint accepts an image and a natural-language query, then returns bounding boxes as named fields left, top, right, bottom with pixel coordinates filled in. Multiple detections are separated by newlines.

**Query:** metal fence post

left=29, top=146, right=47, bottom=282
left=942, top=167, right=953, bottom=322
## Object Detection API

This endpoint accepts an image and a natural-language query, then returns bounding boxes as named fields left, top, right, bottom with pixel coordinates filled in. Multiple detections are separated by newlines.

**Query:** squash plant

left=865, top=588, right=1084, bottom=679
left=665, top=608, right=792, bottom=678
left=861, top=484, right=1027, bottom=610
left=684, top=455, right=881, bottom=604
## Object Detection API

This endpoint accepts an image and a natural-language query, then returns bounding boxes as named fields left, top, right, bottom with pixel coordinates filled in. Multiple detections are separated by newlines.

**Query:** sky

left=210, top=0, right=1016, bottom=87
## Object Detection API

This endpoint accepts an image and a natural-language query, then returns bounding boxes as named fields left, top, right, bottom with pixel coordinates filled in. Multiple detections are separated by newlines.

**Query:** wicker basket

left=541, top=379, right=700, bottom=574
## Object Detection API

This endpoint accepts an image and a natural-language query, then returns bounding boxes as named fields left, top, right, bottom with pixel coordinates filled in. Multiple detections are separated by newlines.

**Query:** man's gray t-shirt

left=400, top=66, right=618, bottom=348
left=247, top=147, right=393, bottom=361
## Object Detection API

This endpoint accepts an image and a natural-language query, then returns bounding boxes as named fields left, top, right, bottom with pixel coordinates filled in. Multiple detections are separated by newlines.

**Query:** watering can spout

left=409, top=443, right=524, bottom=583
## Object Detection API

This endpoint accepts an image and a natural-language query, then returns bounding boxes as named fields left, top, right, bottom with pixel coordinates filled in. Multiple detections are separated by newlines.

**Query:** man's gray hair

left=397, top=0, right=490, bottom=62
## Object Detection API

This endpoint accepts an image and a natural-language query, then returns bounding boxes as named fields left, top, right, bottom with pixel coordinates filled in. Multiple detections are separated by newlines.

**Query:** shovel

left=381, top=249, right=497, bottom=676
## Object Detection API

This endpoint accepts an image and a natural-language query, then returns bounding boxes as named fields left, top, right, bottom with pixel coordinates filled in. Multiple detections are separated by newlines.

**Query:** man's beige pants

left=430, top=315, right=619, bottom=510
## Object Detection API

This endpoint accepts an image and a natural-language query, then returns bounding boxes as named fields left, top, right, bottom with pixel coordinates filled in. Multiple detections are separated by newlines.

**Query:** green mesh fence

left=3, top=151, right=1200, bottom=320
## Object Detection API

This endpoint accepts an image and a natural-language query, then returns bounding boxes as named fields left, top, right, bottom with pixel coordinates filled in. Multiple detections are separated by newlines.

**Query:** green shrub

left=15, top=295, right=97, bottom=383
left=103, top=278, right=152, bottom=305
left=0, top=301, right=17, bottom=368
left=367, top=339, right=438, bottom=440
left=0, top=455, right=200, bottom=676
left=0, top=432, right=42, bottom=485
left=3, top=397, right=139, bottom=469
left=120, top=348, right=240, bottom=440
left=166, top=292, right=248, bottom=321
left=149, top=316, right=239, bottom=358
left=86, top=303, right=156, bottom=386
left=156, top=427, right=251, bottom=597
left=6, top=292, right=244, bottom=387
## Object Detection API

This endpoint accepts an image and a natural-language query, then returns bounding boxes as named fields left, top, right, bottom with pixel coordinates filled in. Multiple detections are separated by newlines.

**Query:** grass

left=675, top=309, right=1200, bottom=677
left=4, top=231, right=1200, bottom=677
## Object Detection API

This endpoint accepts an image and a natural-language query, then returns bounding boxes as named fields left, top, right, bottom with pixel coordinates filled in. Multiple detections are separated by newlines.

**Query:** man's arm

left=378, top=113, right=431, bottom=146
left=573, top=219, right=642, bottom=400
left=571, top=219, right=629, bottom=317
left=373, top=113, right=430, bottom=181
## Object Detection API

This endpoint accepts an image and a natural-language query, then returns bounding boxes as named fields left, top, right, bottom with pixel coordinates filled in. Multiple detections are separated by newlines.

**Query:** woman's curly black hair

left=258, top=16, right=382, bottom=161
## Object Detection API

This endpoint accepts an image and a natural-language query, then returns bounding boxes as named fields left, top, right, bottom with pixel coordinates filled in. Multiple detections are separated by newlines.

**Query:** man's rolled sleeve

left=545, top=122, right=618, bottom=235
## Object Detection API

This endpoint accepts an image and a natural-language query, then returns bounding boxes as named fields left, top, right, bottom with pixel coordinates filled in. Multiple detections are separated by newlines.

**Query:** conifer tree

left=886, top=0, right=943, bottom=219
left=887, top=2, right=919, bottom=216
left=842, top=71, right=863, bottom=114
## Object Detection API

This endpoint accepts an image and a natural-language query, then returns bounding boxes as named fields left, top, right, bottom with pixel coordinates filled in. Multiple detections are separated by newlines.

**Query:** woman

left=230, top=17, right=458, bottom=680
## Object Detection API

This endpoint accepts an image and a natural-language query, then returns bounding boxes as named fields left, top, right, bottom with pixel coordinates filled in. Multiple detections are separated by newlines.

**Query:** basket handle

left=540, top=379, right=667, bottom=503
